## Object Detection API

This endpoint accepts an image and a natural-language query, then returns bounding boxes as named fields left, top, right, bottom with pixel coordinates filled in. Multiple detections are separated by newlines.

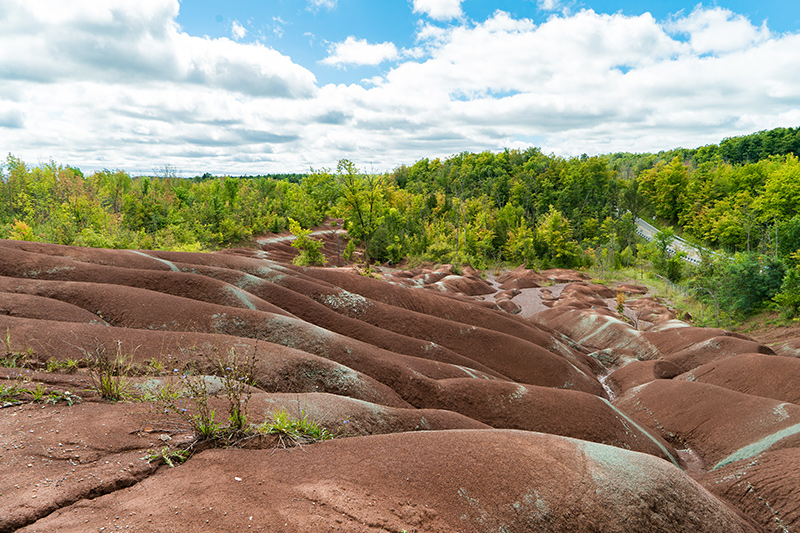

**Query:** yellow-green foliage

left=289, top=218, right=326, bottom=266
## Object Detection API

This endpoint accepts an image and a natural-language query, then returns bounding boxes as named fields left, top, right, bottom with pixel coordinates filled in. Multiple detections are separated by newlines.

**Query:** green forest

left=2, top=127, right=800, bottom=323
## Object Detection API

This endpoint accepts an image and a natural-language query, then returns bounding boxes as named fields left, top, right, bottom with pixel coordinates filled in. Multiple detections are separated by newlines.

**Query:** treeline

left=1, top=126, right=799, bottom=320
left=607, top=126, right=800, bottom=178
left=0, top=156, right=326, bottom=251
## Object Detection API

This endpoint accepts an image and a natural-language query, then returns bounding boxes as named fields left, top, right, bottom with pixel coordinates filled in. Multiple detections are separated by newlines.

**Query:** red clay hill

left=1, top=238, right=798, bottom=531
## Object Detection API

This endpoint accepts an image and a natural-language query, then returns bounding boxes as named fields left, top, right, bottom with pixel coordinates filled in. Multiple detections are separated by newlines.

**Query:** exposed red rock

left=2, top=238, right=794, bottom=531
left=15, top=431, right=758, bottom=533
left=614, top=380, right=800, bottom=471
left=699, top=448, right=800, bottom=532
left=676, top=353, right=800, bottom=404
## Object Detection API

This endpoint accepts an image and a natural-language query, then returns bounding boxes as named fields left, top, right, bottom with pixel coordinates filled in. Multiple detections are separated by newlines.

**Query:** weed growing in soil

left=157, top=347, right=257, bottom=444
left=152, top=345, right=338, bottom=464
left=44, top=389, right=79, bottom=405
left=145, top=357, right=164, bottom=376
left=213, top=347, right=257, bottom=432
left=147, top=446, right=190, bottom=468
left=1, top=329, right=34, bottom=368
left=0, top=383, right=21, bottom=403
left=257, top=408, right=334, bottom=447
left=83, top=341, right=133, bottom=401
left=29, top=382, right=47, bottom=402
left=0, top=382, right=80, bottom=406
left=156, top=378, right=222, bottom=441
left=45, top=358, right=80, bottom=373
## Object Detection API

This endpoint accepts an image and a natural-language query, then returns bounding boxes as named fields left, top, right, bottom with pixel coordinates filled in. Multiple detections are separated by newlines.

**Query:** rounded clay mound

left=16, top=430, right=757, bottom=533
left=614, top=379, right=800, bottom=471
left=606, top=359, right=684, bottom=394
left=699, top=447, right=800, bottom=531
left=0, top=238, right=790, bottom=531
left=676, top=352, right=800, bottom=404
left=664, top=336, right=775, bottom=372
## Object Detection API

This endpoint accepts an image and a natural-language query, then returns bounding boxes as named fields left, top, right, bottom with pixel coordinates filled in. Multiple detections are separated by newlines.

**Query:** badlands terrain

left=1, top=234, right=799, bottom=532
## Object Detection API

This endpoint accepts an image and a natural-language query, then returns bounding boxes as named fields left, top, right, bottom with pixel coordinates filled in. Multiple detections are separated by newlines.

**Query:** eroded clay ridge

left=1, top=239, right=797, bottom=532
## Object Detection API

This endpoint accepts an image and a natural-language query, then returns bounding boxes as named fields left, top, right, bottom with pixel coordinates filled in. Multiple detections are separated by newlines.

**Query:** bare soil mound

left=699, top=447, right=800, bottom=532
left=614, top=380, right=800, bottom=471
left=494, top=266, right=588, bottom=290
left=606, top=359, right=684, bottom=394
left=1, top=238, right=792, bottom=531
left=17, top=431, right=757, bottom=533
left=769, top=337, right=800, bottom=358
left=532, top=306, right=661, bottom=364
left=676, top=353, right=800, bottom=404
left=663, top=336, right=775, bottom=372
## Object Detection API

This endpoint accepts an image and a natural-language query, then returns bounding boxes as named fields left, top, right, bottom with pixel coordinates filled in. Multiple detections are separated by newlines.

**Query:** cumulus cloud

left=321, top=37, right=399, bottom=67
left=0, top=0, right=797, bottom=174
left=668, top=6, right=770, bottom=54
left=335, top=8, right=799, bottom=161
left=412, top=0, right=464, bottom=21
left=0, top=0, right=316, bottom=97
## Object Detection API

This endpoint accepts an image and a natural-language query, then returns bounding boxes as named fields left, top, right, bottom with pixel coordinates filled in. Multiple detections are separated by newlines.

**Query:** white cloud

left=336, top=7, right=800, bottom=161
left=0, top=0, right=316, bottom=97
left=412, top=0, right=464, bottom=21
left=272, top=16, right=287, bottom=38
left=0, top=105, right=24, bottom=129
left=538, top=0, right=559, bottom=11
left=231, top=20, right=247, bottom=41
left=321, top=37, right=399, bottom=67
left=0, top=1, right=797, bottom=174
left=668, top=6, right=770, bottom=55
left=416, top=22, right=448, bottom=43
left=308, top=0, right=337, bottom=11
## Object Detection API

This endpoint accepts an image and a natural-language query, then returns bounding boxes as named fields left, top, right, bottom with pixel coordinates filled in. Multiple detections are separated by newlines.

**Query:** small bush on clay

left=0, top=381, right=80, bottom=407
left=289, top=218, right=326, bottom=266
left=150, top=346, right=340, bottom=467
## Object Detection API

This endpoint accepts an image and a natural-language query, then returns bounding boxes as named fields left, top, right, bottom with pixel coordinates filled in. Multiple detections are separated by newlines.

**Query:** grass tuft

left=84, top=341, right=133, bottom=402
left=257, top=408, right=333, bottom=447
left=146, top=446, right=190, bottom=468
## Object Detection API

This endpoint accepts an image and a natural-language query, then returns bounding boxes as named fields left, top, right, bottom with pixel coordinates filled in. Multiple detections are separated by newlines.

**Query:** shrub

left=157, top=374, right=222, bottom=442
left=8, top=219, right=36, bottom=241
left=774, top=262, right=800, bottom=319
left=289, top=218, right=326, bottom=266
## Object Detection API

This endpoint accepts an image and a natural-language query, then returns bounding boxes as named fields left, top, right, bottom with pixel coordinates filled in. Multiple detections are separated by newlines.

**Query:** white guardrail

left=634, top=217, right=703, bottom=265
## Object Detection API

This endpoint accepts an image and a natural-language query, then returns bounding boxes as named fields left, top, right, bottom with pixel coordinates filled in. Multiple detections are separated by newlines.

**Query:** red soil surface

left=2, top=237, right=796, bottom=531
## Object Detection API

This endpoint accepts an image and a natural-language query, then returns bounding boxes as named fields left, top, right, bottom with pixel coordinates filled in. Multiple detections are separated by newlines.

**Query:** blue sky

left=1, top=0, right=799, bottom=175
left=175, top=0, right=799, bottom=86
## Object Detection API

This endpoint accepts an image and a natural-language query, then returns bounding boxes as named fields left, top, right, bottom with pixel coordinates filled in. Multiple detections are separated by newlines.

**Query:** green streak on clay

left=600, top=397, right=680, bottom=468
left=128, top=250, right=179, bottom=272
left=224, top=285, right=257, bottom=310
left=713, top=423, right=800, bottom=471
